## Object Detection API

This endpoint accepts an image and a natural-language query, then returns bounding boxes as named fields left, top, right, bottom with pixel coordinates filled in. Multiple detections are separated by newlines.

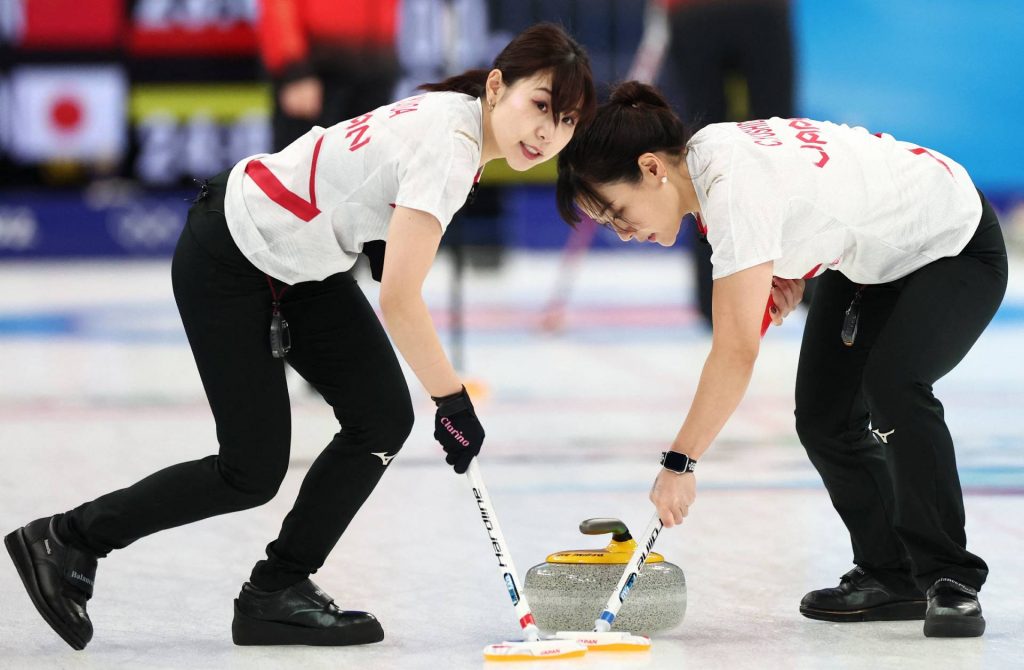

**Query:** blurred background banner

left=4, top=0, right=123, bottom=49
left=1, top=0, right=1022, bottom=259
left=796, top=0, right=1023, bottom=192
left=8, top=65, right=128, bottom=163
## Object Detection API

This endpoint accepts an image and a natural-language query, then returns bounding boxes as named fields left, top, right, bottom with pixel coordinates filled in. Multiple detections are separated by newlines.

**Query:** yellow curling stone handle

left=545, top=517, right=664, bottom=564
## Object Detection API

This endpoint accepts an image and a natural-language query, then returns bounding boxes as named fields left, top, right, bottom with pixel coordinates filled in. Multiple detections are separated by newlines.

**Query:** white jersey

left=685, top=118, right=982, bottom=284
left=224, top=91, right=483, bottom=284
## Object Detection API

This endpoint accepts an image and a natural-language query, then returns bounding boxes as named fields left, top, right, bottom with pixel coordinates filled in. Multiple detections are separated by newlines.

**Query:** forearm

left=381, top=296, right=462, bottom=398
left=670, top=346, right=757, bottom=460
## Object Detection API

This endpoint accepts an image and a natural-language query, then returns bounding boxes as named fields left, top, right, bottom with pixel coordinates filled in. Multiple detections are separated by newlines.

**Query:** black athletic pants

left=794, top=192, right=1008, bottom=593
left=58, top=172, right=413, bottom=591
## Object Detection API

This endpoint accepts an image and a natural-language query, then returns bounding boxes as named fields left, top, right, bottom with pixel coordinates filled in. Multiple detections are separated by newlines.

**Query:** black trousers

left=59, top=172, right=413, bottom=591
left=794, top=193, right=1008, bottom=592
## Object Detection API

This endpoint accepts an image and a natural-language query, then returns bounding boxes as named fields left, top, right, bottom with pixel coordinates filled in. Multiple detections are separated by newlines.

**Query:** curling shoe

left=923, top=578, right=985, bottom=638
left=800, top=566, right=926, bottom=622
left=4, top=516, right=98, bottom=650
left=232, top=578, right=384, bottom=646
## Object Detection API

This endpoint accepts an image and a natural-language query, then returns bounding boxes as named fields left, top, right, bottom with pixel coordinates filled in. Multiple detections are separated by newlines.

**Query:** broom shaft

left=594, top=513, right=664, bottom=631
left=466, top=460, right=540, bottom=642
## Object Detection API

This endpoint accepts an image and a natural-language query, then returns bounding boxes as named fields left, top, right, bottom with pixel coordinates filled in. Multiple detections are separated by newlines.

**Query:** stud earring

left=661, top=176, right=668, bottom=184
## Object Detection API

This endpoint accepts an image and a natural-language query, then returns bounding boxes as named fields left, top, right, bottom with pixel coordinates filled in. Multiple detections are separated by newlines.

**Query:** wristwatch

left=661, top=451, right=697, bottom=474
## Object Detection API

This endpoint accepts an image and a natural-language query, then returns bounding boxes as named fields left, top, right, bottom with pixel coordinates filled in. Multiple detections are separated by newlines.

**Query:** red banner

left=16, top=0, right=124, bottom=49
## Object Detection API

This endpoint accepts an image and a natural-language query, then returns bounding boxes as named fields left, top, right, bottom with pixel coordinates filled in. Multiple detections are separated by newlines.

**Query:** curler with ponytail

left=419, top=23, right=596, bottom=128
left=557, top=81, right=694, bottom=225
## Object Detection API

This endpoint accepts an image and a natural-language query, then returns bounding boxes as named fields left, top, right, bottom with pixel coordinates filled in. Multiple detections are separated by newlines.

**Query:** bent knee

left=369, top=392, right=415, bottom=446
left=794, top=406, right=872, bottom=454
left=795, top=409, right=831, bottom=451
left=387, top=397, right=415, bottom=445
left=213, top=455, right=288, bottom=507
left=330, top=397, right=414, bottom=456
left=862, top=363, right=932, bottom=419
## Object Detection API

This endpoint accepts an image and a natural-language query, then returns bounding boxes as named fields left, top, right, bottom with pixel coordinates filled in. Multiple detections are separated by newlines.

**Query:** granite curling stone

left=523, top=518, right=686, bottom=635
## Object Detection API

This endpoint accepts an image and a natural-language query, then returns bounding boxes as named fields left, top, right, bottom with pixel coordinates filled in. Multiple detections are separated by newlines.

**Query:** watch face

left=662, top=451, right=693, bottom=473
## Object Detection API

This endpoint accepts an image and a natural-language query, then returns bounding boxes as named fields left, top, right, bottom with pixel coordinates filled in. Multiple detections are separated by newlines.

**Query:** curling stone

left=523, top=518, right=686, bottom=635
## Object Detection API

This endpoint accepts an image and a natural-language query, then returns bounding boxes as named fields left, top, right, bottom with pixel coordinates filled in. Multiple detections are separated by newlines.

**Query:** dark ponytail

left=608, top=80, right=672, bottom=108
left=419, top=68, right=490, bottom=98
left=557, top=81, right=694, bottom=225
left=420, top=23, right=596, bottom=127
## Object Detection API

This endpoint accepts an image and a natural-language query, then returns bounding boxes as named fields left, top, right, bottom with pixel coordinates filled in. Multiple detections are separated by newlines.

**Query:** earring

left=488, top=100, right=495, bottom=111
left=660, top=176, right=668, bottom=184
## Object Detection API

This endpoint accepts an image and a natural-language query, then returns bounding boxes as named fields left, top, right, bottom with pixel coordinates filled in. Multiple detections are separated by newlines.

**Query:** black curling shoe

left=4, top=516, right=98, bottom=650
left=232, top=579, right=384, bottom=646
left=923, top=578, right=985, bottom=638
left=800, top=566, right=926, bottom=622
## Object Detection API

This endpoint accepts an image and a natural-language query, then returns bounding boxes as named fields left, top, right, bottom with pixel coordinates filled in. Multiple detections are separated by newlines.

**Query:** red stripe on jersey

left=908, top=147, right=954, bottom=177
left=244, top=136, right=325, bottom=222
left=694, top=212, right=707, bottom=236
left=309, top=135, right=324, bottom=209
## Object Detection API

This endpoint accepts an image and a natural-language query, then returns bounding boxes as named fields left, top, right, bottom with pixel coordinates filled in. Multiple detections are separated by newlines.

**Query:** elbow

left=710, top=341, right=760, bottom=372
left=379, top=285, right=418, bottom=320
left=378, top=290, right=402, bottom=320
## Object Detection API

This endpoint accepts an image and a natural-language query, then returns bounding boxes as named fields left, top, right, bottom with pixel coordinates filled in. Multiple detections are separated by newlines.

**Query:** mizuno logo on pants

left=872, top=428, right=895, bottom=444
left=372, top=452, right=396, bottom=466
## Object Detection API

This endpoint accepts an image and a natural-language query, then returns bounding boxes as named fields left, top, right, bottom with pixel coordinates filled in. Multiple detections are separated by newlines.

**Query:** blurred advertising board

left=130, top=83, right=269, bottom=186
left=2, top=0, right=123, bottom=50
left=7, top=65, right=128, bottom=163
left=127, top=0, right=258, bottom=56
left=0, top=189, right=189, bottom=257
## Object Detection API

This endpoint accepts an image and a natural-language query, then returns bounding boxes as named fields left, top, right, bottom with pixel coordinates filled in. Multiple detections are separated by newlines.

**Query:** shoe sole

left=924, top=614, right=986, bottom=638
left=4, top=529, right=87, bottom=650
left=800, top=599, right=926, bottom=622
left=231, top=602, right=385, bottom=646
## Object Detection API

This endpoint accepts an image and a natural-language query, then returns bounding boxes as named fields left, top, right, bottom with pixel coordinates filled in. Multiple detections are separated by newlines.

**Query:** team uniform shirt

left=685, top=118, right=982, bottom=284
left=224, top=91, right=483, bottom=284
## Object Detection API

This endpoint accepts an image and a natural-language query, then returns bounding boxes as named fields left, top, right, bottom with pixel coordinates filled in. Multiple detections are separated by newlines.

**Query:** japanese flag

left=9, top=65, right=127, bottom=162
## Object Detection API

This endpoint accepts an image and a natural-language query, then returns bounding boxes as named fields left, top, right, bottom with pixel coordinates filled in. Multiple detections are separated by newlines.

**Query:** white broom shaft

left=466, top=459, right=540, bottom=641
left=594, top=513, right=664, bottom=631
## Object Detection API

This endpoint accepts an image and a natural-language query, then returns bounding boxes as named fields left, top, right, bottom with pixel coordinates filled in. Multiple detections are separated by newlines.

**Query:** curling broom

left=466, top=460, right=588, bottom=661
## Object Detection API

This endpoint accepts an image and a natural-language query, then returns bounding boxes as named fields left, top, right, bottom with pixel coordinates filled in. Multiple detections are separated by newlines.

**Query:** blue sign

left=0, top=191, right=191, bottom=258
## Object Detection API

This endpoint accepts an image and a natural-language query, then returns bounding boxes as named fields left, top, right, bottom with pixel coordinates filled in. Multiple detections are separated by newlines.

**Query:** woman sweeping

left=556, top=81, right=1006, bottom=638
left=6, top=23, right=595, bottom=650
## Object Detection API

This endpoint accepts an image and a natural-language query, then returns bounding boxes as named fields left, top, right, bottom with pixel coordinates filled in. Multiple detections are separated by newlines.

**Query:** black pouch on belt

left=266, top=277, right=291, bottom=358
left=841, top=286, right=864, bottom=347
left=270, top=308, right=291, bottom=359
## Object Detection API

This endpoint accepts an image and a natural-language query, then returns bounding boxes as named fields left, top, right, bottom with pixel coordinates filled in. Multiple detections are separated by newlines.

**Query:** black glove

left=432, top=386, right=484, bottom=474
